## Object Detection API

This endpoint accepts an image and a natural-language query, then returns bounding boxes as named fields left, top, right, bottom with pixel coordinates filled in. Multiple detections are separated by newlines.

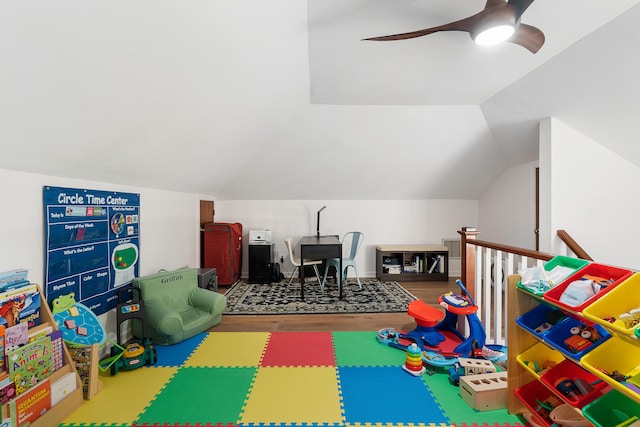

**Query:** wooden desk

left=299, top=235, right=342, bottom=300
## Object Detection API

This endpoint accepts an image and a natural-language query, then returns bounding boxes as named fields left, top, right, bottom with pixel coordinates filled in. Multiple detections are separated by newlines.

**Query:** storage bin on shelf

left=517, top=255, right=590, bottom=297
left=582, top=389, right=640, bottom=427
left=543, top=263, right=633, bottom=314
left=549, top=404, right=593, bottom=427
left=583, top=272, right=640, bottom=338
left=539, top=359, right=609, bottom=408
left=516, top=342, right=566, bottom=379
left=543, top=316, right=611, bottom=362
left=581, top=338, right=640, bottom=402
left=514, top=379, right=565, bottom=427
left=516, top=303, right=569, bottom=338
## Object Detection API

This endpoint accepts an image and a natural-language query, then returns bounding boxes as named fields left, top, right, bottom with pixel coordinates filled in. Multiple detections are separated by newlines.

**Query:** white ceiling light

left=474, top=24, right=515, bottom=46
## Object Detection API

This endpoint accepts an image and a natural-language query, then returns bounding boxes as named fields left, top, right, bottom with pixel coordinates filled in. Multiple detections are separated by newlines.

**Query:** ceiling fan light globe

left=474, top=25, right=515, bottom=46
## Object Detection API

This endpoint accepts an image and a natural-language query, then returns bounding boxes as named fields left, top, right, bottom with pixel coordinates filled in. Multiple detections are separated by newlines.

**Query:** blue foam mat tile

left=153, top=332, right=208, bottom=367
left=338, top=366, right=449, bottom=425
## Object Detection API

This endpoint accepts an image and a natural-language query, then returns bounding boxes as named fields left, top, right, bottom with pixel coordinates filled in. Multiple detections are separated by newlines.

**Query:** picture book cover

left=48, top=329, right=64, bottom=371
left=0, top=379, right=16, bottom=405
left=5, top=322, right=28, bottom=353
left=0, top=284, right=41, bottom=329
left=10, top=378, right=51, bottom=427
left=50, top=371, right=77, bottom=406
left=7, top=335, right=53, bottom=396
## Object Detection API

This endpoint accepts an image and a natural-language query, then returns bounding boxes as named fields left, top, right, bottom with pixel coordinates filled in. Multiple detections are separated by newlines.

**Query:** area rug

left=223, top=279, right=417, bottom=315
left=61, top=331, right=525, bottom=427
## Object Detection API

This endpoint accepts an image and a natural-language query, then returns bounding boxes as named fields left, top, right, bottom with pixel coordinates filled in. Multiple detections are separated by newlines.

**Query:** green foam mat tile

left=424, top=367, right=524, bottom=425
left=332, top=331, right=405, bottom=367
left=134, top=366, right=256, bottom=425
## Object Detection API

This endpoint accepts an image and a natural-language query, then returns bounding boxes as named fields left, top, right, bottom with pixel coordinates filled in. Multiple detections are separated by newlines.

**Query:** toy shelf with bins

left=0, top=285, right=83, bottom=426
left=507, top=266, right=640, bottom=427
left=375, top=245, right=448, bottom=281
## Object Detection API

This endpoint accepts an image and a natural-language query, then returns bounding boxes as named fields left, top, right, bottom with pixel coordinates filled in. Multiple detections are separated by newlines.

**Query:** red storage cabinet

left=203, top=222, right=243, bottom=285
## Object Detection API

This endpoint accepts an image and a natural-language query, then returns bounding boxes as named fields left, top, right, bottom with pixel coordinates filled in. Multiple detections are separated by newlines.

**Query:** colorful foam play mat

left=60, top=331, right=525, bottom=427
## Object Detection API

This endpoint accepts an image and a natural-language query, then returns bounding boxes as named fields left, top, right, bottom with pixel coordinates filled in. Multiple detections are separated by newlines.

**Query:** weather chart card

left=43, top=186, right=140, bottom=316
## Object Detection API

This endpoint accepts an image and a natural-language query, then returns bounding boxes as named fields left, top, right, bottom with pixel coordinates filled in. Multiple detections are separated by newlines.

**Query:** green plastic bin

left=582, top=390, right=640, bottom=427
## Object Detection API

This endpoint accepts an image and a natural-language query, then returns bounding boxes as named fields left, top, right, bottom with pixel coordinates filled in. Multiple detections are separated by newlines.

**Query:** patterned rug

left=223, top=279, right=417, bottom=315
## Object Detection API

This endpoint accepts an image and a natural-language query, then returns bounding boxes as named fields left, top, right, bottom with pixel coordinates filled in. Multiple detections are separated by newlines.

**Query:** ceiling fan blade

left=508, top=0, right=536, bottom=20
left=363, top=11, right=486, bottom=41
left=485, top=0, right=507, bottom=9
left=508, top=23, right=545, bottom=53
left=363, top=23, right=461, bottom=41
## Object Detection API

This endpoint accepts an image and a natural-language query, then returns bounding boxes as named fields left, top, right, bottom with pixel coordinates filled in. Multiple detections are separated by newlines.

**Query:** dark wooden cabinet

left=376, top=245, right=448, bottom=281
left=249, top=243, right=274, bottom=284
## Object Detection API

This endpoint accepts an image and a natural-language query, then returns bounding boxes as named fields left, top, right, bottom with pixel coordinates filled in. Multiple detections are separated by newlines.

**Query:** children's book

left=51, top=371, right=77, bottom=405
left=48, top=329, right=64, bottom=371
left=27, top=322, right=53, bottom=343
left=10, top=378, right=51, bottom=427
left=0, top=283, right=41, bottom=329
left=0, top=269, right=29, bottom=292
left=0, top=379, right=16, bottom=405
left=0, top=325, right=6, bottom=379
left=5, top=322, right=28, bottom=353
left=7, top=336, right=53, bottom=396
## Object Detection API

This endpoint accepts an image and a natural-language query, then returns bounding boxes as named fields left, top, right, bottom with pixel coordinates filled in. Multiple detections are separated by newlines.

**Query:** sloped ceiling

left=0, top=1, right=639, bottom=200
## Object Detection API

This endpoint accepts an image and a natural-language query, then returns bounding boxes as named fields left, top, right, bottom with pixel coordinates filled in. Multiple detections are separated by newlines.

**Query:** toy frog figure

left=51, top=292, right=77, bottom=315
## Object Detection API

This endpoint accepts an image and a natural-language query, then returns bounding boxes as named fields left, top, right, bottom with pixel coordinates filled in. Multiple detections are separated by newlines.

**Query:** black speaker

left=249, top=243, right=274, bottom=284
left=197, top=268, right=218, bottom=291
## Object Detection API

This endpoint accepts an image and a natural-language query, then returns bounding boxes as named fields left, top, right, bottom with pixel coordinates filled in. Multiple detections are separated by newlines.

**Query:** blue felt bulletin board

left=43, top=186, right=140, bottom=316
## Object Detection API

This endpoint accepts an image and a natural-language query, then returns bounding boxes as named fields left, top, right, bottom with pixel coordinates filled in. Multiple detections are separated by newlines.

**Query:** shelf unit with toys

left=0, top=284, right=82, bottom=427
left=507, top=260, right=640, bottom=427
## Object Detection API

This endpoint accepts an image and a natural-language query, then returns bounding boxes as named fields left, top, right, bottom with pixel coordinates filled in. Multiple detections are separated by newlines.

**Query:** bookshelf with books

left=376, top=245, right=448, bottom=281
left=0, top=277, right=82, bottom=427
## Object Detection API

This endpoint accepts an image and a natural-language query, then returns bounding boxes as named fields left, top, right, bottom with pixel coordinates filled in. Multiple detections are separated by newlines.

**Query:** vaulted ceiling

left=1, top=1, right=639, bottom=200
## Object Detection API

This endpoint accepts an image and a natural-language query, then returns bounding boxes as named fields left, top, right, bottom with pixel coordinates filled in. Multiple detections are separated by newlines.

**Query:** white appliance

left=249, top=229, right=272, bottom=244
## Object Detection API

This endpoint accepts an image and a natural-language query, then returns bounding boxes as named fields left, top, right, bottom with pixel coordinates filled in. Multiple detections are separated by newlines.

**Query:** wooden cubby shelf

left=376, top=245, right=448, bottom=282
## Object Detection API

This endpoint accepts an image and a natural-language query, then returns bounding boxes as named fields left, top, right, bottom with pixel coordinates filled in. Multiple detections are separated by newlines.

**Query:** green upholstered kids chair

left=131, top=268, right=226, bottom=345
left=321, top=231, right=364, bottom=290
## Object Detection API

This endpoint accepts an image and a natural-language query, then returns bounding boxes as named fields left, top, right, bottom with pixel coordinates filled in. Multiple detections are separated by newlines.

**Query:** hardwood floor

left=212, top=278, right=460, bottom=332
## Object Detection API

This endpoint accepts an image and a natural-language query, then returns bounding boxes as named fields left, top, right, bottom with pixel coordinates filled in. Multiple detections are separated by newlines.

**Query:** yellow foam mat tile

left=241, top=366, right=343, bottom=425
left=63, top=366, right=177, bottom=425
left=185, top=331, right=270, bottom=367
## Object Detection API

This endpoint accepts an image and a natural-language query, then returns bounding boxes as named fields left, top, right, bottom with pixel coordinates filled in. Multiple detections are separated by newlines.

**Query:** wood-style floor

left=213, top=278, right=460, bottom=332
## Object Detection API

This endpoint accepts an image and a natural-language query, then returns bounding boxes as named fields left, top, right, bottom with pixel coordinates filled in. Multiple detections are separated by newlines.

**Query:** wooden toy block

left=64, top=319, right=76, bottom=329
left=459, top=371, right=508, bottom=411
left=68, top=306, right=80, bottom=317
left=76, top=326, right=87, bottom=336
left=458, top=357, right=497, bottom=375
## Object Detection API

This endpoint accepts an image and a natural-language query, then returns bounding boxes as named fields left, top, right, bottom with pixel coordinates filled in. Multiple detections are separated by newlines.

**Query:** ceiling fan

left=363, top=0, right=545, bottom=53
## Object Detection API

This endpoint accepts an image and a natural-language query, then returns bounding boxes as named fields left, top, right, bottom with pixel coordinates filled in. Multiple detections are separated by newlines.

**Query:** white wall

left=0, top=169, right=205, bottom=282
left=0, top=168, right=210, bottom=344
left=215, top=199, right=478, bottom=278
left=478, top=162, right=538, bottom=249
left=539, top=118, right=640, bottom=270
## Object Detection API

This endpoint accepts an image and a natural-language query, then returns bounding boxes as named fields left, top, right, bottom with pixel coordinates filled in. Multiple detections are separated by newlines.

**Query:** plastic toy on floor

left=104, top=286, right=156, bottom=375
left=378, top=279, right=504, bottom=367
left=435, top=279, right=487, bottom=358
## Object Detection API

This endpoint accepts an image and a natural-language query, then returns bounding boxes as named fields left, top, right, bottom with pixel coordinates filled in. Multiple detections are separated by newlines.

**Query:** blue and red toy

left=378, top=279, right=499, bottom=367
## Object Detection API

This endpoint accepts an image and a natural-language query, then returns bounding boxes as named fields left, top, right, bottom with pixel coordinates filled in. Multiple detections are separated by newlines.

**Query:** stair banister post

left=458, top=227, right=481, bottom=301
